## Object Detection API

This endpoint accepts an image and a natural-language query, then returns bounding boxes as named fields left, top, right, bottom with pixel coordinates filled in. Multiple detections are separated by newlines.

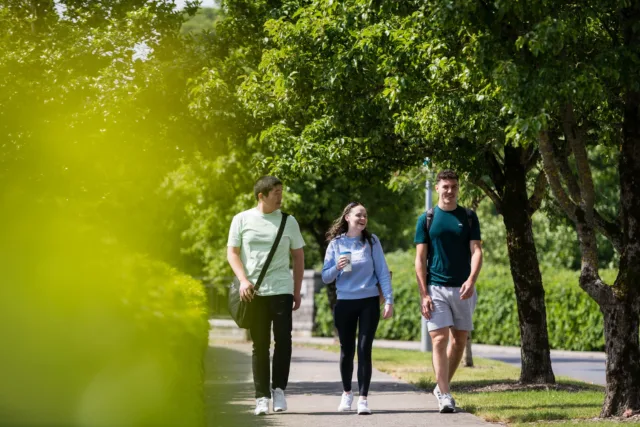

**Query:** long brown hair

left=326, top=202, right=374, bottom=246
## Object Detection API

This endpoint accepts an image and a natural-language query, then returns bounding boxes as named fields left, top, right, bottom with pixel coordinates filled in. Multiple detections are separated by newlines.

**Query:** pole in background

left=421, top=159, right=433, bottom=352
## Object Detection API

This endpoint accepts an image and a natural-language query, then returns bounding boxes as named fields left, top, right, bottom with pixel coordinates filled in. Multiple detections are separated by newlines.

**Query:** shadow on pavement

left=275, top=409, right=437, bottom=416
left=286, top=381, right=418, bottom=396
left=289, top=356, right=336, bottom=364
left=205, top=345, right=278, bottom=427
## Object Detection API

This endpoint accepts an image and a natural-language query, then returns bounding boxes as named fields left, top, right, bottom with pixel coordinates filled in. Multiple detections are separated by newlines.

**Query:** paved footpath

left=206, top=340, right=497, bottom=427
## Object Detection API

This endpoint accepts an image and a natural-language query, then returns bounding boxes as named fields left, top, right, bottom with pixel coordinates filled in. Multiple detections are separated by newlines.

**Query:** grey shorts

left=427, top=286, right=477, bottom=332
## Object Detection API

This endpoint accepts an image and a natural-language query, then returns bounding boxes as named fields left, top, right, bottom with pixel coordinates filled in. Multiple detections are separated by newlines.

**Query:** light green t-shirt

left=227, top=208, right=305, bottom=296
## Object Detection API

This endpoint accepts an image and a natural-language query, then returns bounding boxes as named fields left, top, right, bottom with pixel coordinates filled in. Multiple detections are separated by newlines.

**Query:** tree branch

left=579, top=273, right=615, bottom=307
left=593, top=210, right=624, bottom=253
left=524, top=148, right=541, bottom=173
left=539, top=131, right=578, bottom=222
left=554, top=140, right=582, bottom=204
left=470, top=178, right=503, bottom=214
left=485, top=150, right=506, bottom=197
left=563, top=103, right=596, bottom=218
left=528, top=169, right=547, bottom=215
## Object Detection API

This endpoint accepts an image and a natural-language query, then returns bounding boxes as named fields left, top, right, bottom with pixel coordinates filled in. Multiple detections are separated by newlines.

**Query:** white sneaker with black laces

left=438, top=393, right=455, bottom=413
left=338, top=391, right=353, bottom=411
left=272, top=388, right=287, bottom=412
left=254, top=397, right=270, bottom=415
left=357, top=399, right=372, bottom=415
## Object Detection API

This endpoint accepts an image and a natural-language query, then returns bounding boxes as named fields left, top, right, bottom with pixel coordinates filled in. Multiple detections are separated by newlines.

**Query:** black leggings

left=334, top=296, right=380, bottom=396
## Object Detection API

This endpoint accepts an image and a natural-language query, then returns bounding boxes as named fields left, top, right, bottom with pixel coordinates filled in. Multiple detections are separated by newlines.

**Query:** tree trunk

left=462, top=331, right=473, bottom=367
left=500, top=146, right=556, bottom=384
left=598, top=88, right=640, bottom=417
left=600, top=301, right=640, bottom=416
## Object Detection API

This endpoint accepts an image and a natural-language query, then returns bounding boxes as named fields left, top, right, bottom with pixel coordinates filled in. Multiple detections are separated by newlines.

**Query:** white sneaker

left=337, top=391, right=353, bottom=411
left=434, top=384, right=456, bottom=407
left=272, top=388, right=287, bottom=412
left=433, top=384, right=442, bottom=401
left=254, top=397, right=269, bottom=415
left=438, top=393, right=455, bottom=413
left=357, top=399, right=372, bottom=415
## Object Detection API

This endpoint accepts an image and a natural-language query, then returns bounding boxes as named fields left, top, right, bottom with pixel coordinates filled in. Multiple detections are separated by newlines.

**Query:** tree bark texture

left=600, top=301, right=640, bottom=416
left=462, top=331, right=474, bottom=367
left=597, top=89, right=640, bottom=417
left=500, top=146, right=556, bottom=384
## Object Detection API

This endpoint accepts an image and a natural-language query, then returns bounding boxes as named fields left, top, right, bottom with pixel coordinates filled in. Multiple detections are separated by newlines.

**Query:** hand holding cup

left=338, top=251, right=352, bottom=272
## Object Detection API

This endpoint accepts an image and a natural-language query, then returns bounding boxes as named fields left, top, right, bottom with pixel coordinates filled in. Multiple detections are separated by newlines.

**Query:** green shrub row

left=314, top=250, right=614, bottom=351
left=86, top=255, right=211, bottom=426
left=3, top=238, right=210, bottom=426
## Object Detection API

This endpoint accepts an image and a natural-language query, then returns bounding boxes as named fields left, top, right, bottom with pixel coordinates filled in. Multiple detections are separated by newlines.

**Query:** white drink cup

left=339, top=251, right=352, bottom=272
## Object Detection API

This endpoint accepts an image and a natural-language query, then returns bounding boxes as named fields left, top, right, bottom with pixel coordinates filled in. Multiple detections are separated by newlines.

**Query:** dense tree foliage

left=232, top=0, right=638, bottom=415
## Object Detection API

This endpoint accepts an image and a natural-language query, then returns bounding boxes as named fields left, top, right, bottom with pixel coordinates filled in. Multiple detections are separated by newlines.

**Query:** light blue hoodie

left=322, top=234, right=393, bottom=305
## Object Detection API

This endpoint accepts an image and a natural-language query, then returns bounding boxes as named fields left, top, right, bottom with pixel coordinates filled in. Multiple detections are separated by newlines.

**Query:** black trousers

left=334, top=296, right=380, bottom=396
left=249, top=294, right=293, bottom=399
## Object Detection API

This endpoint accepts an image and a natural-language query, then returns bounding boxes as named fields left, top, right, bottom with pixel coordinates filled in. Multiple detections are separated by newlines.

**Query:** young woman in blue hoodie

left=322, top=202, right=393, bottom=415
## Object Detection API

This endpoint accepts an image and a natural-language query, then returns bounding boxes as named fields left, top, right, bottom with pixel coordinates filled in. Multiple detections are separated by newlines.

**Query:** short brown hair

left=253, top=176, right=282, bottom=200
left=436, top=169, right=459, bottom=183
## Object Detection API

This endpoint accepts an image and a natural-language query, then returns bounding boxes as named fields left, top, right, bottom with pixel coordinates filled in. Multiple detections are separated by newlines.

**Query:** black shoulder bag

left=228, top=213, right=289, bottom=329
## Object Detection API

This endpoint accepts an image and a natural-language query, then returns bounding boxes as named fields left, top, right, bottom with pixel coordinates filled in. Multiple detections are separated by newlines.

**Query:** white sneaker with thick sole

left=272, top=388, right=287, bottom=412
left=338, top=392, right=353, bottom=411
left=357, top=399, right=372, bottom=415
left=434, top=384, right=456, bottom=407
left=438, top=393, right=455, bottom=413
left=254, top=397, right=269, bottom=415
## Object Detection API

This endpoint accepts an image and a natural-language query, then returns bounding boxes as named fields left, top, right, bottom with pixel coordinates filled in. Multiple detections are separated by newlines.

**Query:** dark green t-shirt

left=414, top=206, right=481, bottom=287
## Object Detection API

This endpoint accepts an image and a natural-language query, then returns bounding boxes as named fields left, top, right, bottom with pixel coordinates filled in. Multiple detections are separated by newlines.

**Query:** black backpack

left=425, top=207, right=474, bottom=234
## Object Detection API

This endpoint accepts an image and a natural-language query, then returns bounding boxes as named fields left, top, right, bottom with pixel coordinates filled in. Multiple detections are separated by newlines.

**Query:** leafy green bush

left=474, top=265, right=615, bottom=351
left=0, top=216, right=210, bottom=427
left=314, top=291, right=335, bottom=337
left=314, top=249, right=614, bottom=351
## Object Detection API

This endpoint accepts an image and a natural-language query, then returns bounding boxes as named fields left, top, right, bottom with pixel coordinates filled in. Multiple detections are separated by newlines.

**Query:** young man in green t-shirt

left=227, top=176, right=305, bottom=415
left=414, top=169, right=483, bottom=413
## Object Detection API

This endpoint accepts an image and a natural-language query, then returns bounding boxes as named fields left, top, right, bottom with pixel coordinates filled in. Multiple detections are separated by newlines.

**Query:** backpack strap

left=425, top=207, right=474, bottom=235
left=425, top=207, right=435, bottom=234
left=465, top=208, right=473, bottom=229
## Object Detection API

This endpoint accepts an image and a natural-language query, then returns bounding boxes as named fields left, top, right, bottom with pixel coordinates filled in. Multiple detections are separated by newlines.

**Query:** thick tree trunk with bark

left=597, top=89, right=640, bottom=417
left=601, top=301, right=640, bottom=416
left=501, top=146, right=555, bottom=383
left=473, top=146, right=555, bottom=383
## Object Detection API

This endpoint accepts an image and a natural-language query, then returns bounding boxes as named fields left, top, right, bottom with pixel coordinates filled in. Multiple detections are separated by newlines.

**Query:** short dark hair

left=436, top=169, right=458, bottom=183
left=254, top=176, right=282, bottom=200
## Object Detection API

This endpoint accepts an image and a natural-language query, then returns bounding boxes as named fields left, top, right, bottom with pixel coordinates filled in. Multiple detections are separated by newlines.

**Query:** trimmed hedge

left=314, top=249, right=615, bottom=351
left=473, top=265, right=615, bottom=351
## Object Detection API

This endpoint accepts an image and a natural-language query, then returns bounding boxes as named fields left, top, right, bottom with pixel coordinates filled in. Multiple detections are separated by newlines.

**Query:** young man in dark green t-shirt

left=414, top=169, right=483, bottom=413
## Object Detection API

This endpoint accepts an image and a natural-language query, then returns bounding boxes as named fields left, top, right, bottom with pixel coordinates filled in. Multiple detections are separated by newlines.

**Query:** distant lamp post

left=421, top=158, right=433, bottom=353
